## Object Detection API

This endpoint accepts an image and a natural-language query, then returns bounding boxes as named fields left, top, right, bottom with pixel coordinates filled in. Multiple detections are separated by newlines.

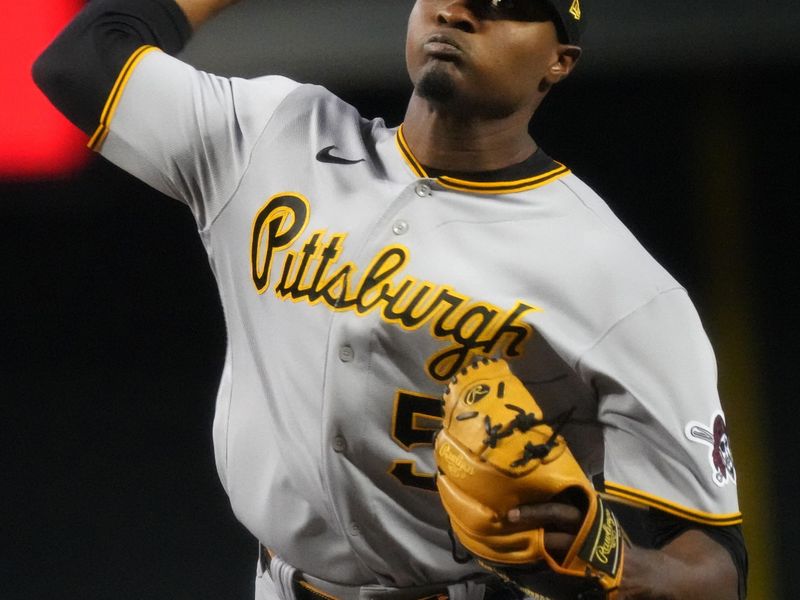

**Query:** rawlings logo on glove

left=434, top=358, right=624, bottom=599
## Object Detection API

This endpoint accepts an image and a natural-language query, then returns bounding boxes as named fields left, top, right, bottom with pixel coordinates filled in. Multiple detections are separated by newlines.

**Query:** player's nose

left=436, top=0, right=480, bottom=33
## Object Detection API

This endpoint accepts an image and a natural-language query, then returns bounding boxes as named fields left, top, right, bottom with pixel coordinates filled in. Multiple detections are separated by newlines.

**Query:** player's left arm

left=622, top=528, right=738, bottom=598
left=510, top=503, right=742, bottom=599
left=537, top=287, right=748, bottom=598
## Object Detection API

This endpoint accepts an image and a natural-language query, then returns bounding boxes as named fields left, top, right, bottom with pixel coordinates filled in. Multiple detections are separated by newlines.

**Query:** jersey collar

left=395, top=124, right=571, bottom=195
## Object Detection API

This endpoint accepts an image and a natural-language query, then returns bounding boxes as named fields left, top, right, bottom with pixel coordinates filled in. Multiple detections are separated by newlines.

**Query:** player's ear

left=543, top=45, right=581, bottom=87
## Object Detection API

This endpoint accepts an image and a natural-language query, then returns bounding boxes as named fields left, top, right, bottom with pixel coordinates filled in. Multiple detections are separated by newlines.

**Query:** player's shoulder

left=250, top=78, right=390, bottom=150
left=137, top=51, right=386, bottom=138
left=550, top=170, right=682, bottom=293
left=233, top=73, right=305, bottom=98
left=256, top=78, right=375, bottom=126
left=553, top=171, right=632, bottom=238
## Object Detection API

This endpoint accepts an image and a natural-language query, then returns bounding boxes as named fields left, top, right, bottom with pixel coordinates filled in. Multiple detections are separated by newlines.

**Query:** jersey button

left=392, top=220, right=409, bottom=236
left=415, top=183, right=432, bottom=197
left=348, top=522, right=361, bottom=537
left=338, top=345, right=355, bottom=362
left=333, top=436, right=347, bottom=453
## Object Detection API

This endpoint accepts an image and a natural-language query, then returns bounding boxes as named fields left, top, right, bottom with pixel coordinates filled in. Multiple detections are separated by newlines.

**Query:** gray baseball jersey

left=92, top=48, right=741, bottom=588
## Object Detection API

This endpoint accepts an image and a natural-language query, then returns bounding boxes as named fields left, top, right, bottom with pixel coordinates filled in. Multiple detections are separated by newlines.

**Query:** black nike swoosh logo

left=315, top=145, right=365, bottom=165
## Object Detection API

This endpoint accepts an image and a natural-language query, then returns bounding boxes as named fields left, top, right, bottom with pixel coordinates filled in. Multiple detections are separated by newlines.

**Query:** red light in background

left=1, top=1, right=89, bottom=179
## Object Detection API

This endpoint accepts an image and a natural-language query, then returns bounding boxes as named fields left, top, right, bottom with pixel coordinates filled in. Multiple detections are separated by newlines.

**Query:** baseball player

left=34, top=0, right=748, bottom=598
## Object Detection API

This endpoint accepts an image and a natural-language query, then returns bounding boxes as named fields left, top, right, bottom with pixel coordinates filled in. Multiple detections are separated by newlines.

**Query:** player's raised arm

left=32, top=0, right=300, bottom=222
left=32, top=0, right=222, bottom=135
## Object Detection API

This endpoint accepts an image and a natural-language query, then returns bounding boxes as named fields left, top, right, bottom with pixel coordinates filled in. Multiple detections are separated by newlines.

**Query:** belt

left=259, top=545, right=525, bottom=600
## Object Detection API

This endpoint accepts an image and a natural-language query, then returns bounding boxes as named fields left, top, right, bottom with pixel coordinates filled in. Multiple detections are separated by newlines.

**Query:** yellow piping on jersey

left=88, top=45, right=160, bottom=151
left=395, top=125, right=572, bottom=194
left=395, top=125, right=429, bottom=178
left=603, top=481, right=743, bottom=527
left=437, top=165, right=571, bottom=194
left=297, top=581, right=339, bottom=600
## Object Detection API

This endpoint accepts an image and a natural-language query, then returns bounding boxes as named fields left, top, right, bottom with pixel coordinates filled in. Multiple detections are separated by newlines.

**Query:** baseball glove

left=434, top=358, right=624, bottom=599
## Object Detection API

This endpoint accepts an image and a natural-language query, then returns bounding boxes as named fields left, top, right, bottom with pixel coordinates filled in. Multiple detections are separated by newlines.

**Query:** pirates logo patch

left=685, top=411, right=736, bottom=487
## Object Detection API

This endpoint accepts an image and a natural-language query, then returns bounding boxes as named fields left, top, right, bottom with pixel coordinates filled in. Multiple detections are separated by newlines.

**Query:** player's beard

left=414, top=64, right=515, bottom=120
left=415, top=66, right=457, bottom=104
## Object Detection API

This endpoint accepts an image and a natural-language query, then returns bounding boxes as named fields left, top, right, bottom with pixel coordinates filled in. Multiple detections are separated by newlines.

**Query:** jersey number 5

left=389, top=390, right=443, bottom=492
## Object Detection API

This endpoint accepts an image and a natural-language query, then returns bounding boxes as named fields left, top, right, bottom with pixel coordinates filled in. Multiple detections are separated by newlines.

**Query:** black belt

left=258, top=545, right=524, bottom=600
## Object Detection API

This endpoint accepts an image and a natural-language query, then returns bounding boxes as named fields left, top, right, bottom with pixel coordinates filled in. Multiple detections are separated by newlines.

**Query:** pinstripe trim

left=395, top=124, right=571, bottom=194
left=88, top=45, right=160, bottom=151
left=395, top=124, right=428, bottom=178
left=604, top=481, right=743, bottom=526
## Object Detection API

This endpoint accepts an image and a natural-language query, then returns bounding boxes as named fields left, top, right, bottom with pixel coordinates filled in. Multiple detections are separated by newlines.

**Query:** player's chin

left=415, top=64, right=459, bottom=104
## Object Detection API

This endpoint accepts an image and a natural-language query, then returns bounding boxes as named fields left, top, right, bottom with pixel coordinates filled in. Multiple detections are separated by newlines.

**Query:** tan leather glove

left=435, top=358, right=624, bottom=599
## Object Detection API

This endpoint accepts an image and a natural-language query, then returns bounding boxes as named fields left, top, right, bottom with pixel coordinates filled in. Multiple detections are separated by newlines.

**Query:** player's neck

left=402, top=96, right=538, bottom=173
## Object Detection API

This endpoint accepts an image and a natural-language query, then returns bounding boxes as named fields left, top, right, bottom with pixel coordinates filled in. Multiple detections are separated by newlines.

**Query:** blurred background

left=2, top=1, right=798, bottom=598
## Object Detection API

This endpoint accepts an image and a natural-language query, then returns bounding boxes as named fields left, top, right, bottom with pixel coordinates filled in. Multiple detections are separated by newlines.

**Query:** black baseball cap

left=543, top=0, right=585, bottom=45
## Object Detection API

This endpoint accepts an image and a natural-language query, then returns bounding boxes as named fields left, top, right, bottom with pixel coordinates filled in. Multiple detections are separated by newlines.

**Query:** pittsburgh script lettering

left=250, top=194, right=537, bottom=380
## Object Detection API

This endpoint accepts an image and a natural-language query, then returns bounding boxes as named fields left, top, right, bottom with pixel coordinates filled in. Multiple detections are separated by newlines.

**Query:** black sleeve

left=32, top=0, right=192, bottom=135
left=608, top=500, right=749, bottom=599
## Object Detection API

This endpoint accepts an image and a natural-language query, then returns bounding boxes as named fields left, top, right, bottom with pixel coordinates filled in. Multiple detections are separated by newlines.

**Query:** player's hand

left=175, top=0, right=242, bottom=29
left=507, top=500, right=584, bottom=561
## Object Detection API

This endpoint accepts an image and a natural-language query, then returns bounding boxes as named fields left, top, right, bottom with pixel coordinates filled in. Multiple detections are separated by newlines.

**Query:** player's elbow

left=32, top=43, right=102, bottom=136
left=31, top=45, right=58, bottom=99
left=31, top=47, right=73, bottom=106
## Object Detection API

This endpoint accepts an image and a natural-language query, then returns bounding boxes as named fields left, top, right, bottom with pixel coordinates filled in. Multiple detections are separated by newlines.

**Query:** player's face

left=405, top=0, right=579, bottom=117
